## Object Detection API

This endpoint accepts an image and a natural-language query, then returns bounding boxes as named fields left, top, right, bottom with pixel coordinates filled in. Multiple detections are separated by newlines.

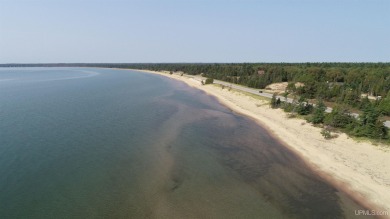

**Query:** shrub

left=287, top=113, right=297, bottom=118
left=311, top=99, right=326, bottom=124
left=204, top=78, right=214, bottom=84
left=321, top=128, right=332, bottom=139
left=350, top=105, right=388, bottom=139
left=282, top=102, right=294, bottom=112
left=321, top=127, right=338, bottom=139
left=324, top=106, right=355, bottom=129
left=297, top=103, right=313, bottom=115
left=270, top=94, right=281, bottom=108
left=296, top=96, right=313, bottom=115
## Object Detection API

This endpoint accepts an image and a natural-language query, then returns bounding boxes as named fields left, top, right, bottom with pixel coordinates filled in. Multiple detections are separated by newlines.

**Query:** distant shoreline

left=130, top=68, right=390, bottom=218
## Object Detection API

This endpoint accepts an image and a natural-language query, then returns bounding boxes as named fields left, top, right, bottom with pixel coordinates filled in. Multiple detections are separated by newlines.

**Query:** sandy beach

left=133, top=69, right=390, bottom=217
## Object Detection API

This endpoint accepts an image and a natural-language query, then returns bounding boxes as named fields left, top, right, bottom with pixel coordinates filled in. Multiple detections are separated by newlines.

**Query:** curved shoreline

left=130, top=69, right=390, bottom=218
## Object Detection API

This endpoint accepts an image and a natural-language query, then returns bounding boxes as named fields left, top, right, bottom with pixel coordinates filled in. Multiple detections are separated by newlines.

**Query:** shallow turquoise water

left=0, top=68, right=372, bottom=218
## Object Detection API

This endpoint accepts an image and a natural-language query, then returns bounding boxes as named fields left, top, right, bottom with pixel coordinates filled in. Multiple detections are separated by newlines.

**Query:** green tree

left=204, top=78, right=214, bottom=84
left=359, top=96, right=372, bottom=110
left=352, top=105, right=388, bottom=139
left=270, top=93, right=278, bottom=108
left=379, top=91, right=390, bottom=116
left=311, top=99, right=326, bottom=124
left=324, top=106, right=355, bottom=129
left=296, top=96, right=313, bottom=115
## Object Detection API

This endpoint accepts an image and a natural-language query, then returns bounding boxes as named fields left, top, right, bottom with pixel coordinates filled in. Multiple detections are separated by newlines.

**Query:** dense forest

left=123, top=63, right=390, bottom=114
left=2, top=62, right=390, bottom=141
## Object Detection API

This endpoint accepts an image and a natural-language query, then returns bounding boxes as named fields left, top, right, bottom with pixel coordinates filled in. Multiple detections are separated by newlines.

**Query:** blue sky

left=0, top=0, right=389, bottom=63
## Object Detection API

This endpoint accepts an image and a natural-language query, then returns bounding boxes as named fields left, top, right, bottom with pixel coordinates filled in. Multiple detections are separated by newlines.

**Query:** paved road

left=185, top=74, right=390, bottom=128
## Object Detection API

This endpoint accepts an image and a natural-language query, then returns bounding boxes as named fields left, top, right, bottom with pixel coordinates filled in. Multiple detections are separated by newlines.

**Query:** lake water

left=0, top=68, right=374, bottom=218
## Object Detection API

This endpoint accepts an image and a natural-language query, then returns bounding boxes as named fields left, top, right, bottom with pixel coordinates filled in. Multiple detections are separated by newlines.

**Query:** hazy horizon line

left=1, top=61, right=390, bottom=65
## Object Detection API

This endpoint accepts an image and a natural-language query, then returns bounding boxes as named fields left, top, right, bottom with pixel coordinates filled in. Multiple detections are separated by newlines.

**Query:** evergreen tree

left=324, top=106, right=355, bottom=129
left=353, top=105, right=388, bottom=139
left=312, top=99, right=326, bottom=124
left=379, top=91, right=390, bottom=116
left=270, top=93, right=278, bottom=108
left=296, top=96, right=313, bottom=115
left=359, top=96, right=371, bottom=110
